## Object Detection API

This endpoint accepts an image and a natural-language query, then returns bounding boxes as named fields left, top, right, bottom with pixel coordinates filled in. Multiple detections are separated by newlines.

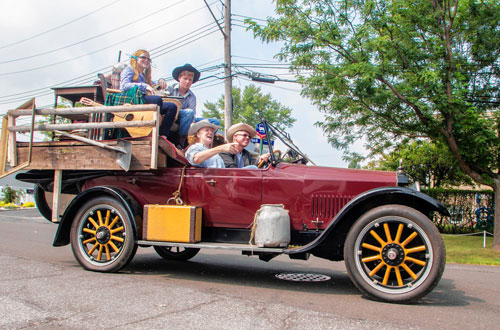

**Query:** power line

left=0, top=0, right=187, bottom=65
left=0, top=1, right=290, bottom=109
left=0, top=8, right=220, bottom=101
left=0, top=0, right=124, bottom=50
left=149, top=21, right=220, bottom=56
left=152, top=28, right=221, bottom=67
left=0, top=1, right=217, bottom=77
left=232, top=13, right=268, bottom=22
left=237, top=76, right=302, bottom=92
left=233, top=55, right=283, bottom=64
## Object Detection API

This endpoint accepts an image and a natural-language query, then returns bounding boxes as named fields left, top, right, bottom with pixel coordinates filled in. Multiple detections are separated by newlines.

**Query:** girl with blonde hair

left=120, top=49, right=177, bottom=138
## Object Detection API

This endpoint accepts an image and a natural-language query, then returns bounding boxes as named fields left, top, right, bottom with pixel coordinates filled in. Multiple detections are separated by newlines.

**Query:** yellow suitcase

left=143, top=204, right=202, bottom=243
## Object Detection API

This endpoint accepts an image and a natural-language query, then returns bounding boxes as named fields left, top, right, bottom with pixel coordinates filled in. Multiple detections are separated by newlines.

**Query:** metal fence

left=424, top=189, right=494, bottom=233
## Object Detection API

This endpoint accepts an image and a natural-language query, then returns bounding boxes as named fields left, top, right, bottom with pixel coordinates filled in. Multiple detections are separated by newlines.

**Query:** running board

left=136, top=240, right=285, bottom=253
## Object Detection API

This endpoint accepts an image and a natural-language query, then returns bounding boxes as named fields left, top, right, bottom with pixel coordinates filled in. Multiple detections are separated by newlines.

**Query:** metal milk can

left=254, top=204, right=290, bottom=248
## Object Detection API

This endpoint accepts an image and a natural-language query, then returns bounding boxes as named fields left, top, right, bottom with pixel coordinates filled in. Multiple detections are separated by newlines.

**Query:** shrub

left=21, top=202, right=35, bottom=208
left=1, top=186, right=19, bottom=204
left=3, top=203, right=19, bottom=209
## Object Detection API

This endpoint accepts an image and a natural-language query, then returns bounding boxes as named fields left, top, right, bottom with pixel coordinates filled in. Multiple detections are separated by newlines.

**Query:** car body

left=19, top=157, right=448, bottom=303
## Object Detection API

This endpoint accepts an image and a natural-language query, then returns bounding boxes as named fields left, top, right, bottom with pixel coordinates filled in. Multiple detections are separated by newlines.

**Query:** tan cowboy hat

left=226, top=123, right=257, bottom=142
left=188, top=119, right=219, bottom=136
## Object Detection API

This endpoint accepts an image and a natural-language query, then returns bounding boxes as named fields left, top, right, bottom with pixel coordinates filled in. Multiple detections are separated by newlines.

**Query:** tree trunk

left=493, top=182, right=500, bottom=250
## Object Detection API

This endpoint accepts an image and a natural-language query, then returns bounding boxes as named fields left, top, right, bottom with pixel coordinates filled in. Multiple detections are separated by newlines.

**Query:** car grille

left=311, top=194, right=353, bottom=219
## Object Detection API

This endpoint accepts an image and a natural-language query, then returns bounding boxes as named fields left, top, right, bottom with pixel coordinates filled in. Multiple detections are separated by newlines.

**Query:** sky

left=0, top=0, right=354, bottom=167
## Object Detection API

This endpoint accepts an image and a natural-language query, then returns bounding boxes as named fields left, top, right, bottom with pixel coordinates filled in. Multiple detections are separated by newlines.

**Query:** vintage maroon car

left=17, top=130, right=448, bottom=304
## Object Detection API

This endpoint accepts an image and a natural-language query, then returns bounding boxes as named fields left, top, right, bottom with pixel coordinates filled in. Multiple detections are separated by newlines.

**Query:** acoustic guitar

left=79, top=97, right=180, bottom=138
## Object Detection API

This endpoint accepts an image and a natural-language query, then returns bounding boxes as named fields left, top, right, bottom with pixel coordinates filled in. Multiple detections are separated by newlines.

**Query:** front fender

left=284, top=186, right=449, bottom=257
left=53, top=186, right=141, bottom=247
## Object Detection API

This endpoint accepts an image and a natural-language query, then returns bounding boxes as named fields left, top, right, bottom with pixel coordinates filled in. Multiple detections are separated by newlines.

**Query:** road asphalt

left=1, top=208, right=500, bottom=329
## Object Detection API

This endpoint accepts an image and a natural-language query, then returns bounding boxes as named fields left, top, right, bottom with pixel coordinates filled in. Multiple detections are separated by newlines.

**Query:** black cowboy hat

left=172, top=63, right=201, bottom=83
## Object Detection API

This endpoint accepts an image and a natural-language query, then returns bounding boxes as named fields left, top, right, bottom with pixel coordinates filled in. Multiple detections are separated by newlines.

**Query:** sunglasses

left=132, top=55, right=152, bottom=62
left=138, top=56, right=152, bottom=62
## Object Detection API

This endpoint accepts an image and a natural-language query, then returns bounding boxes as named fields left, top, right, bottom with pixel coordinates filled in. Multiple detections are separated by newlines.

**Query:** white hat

left=188, top=119, right=219, bottom=136
left=226, top=123, right=257, bottom=142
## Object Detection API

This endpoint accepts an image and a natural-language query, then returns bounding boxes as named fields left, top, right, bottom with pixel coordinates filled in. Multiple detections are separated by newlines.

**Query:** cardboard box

left=143, top=204, right=202, bottom=243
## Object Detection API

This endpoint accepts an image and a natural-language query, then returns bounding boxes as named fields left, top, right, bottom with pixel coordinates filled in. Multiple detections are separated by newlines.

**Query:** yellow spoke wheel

left=70, top=196, right=137, bottom=272
left=344, top=205, right=445, bottom=303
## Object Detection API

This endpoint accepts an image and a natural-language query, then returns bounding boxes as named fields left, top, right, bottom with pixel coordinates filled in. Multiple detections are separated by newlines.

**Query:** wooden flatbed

left=0, top=98, right=187, bottom=221
left=15, top=138, right=168, bottom=171
left=0, top=99, right=179, bottom=174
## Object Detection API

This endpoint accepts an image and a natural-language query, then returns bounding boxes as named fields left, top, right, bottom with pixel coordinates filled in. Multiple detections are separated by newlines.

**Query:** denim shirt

left=185, top=143, right=225, bottom=168
left=166, top=83, right=197, bottom=114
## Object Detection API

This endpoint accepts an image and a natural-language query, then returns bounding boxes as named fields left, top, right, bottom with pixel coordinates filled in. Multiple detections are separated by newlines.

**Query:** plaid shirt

left=105, top=86, right=144, bottom=106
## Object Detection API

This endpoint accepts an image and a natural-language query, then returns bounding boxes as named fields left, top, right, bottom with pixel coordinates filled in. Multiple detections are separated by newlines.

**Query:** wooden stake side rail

left=16, top=139, right=167, bottom=171
left=7, top=104, right=158, bottom=118
left=2, top=103, right=163, bottom=172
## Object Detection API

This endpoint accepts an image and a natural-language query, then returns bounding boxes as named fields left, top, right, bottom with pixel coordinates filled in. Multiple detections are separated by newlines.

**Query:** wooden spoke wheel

left=70, top=197, right=137, bottom=272
left=344, top=205, right=445, bottom=303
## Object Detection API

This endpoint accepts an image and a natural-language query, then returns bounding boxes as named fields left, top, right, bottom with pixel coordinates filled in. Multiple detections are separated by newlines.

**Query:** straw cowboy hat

left=188, top=119, right=219, bottom=136
left=172, top=63, right=201, bottom=83
left=226, top=123, right=257, bottom=143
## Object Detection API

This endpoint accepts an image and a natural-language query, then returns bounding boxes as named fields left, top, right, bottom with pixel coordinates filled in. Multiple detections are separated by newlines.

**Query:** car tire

left=70, top=196, right=137, bottom=272
left=153, top=246, right=200, bottom=261
left=344, top=204, right=445, bottom=303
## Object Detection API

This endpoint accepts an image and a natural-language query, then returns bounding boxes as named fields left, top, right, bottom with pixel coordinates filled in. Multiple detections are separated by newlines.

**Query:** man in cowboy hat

left=167, top=63, right=219, bottom=148
left=220, top=123, right=271, bottom=168
left=185, top=120, right=238, bottom=168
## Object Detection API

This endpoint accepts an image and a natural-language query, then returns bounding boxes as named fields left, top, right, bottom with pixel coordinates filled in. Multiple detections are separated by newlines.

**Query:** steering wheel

left=257, top=150, right=281, bottom=168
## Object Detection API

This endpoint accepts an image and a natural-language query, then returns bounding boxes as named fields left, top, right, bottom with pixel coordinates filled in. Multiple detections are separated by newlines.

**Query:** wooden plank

left=8, top=104, right=158, bottom=117
left=6, top=99, right=35, bottom=167
left=9, top=119, right=157, bottom=133
left=16, top=140, right=166, bottom=171
left=151, top=110, right=160, bottom=169
left=16, top=139, right=151, bottom=147
left=0, top=116, right=8, bottom=175
left=8, top=114, right=16, bottom=166
left=52, top=170, right=62, bottom=223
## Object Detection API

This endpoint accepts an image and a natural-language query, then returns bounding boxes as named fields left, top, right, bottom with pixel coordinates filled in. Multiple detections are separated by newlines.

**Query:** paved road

left=1, top=209, right=499, bottom=329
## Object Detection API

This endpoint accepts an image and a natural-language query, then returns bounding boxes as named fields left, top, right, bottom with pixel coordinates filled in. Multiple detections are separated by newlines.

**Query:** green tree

left=2, top=186, right=19, bottom=204
left=39, top=99, right=73, bottom=141
left=248, top=0, right=500, bottom=248
left=366, top=140, right=473, bottom=188
left=202, top=84, right=296, bottom=131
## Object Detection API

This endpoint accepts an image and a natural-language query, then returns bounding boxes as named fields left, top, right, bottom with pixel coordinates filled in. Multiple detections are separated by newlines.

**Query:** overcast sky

left=0, top=0, right=354, bottom=167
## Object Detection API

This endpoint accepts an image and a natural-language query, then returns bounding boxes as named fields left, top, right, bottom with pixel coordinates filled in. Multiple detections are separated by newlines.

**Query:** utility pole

left=223, top=0, right=232, bottom=133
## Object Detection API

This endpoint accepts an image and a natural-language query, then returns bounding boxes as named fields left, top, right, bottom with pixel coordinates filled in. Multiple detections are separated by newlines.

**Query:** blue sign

left=252, top=137, right=274, bottom=145
left=255, top=123, right=266, bottom=138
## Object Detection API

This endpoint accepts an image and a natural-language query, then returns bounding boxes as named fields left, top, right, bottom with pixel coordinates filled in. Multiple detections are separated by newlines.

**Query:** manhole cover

left=275, top=273, right=331, bottom=282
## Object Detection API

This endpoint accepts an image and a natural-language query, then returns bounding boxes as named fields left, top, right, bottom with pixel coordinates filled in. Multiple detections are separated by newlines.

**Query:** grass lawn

left=442, top=233, right=500, bottom=266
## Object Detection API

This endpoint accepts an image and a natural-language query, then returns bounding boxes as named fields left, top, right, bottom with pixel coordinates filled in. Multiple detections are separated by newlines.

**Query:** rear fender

left=53, top=186, right=141, bottom=246
left=285, top=187, right=449, bottom=259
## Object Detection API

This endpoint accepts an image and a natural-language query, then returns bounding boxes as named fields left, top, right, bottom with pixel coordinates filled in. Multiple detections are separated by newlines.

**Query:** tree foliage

left=248, top=0, right=500, bottom=247
left=2, top=186, right=19, bottom=204
left=202, top=84, right=295, bottom=131
left=367, top=140, right=473, bottom=188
